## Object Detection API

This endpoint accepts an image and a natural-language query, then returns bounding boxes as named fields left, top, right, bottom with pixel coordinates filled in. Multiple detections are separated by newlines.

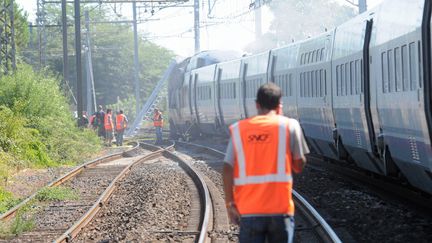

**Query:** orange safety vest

left=230, top=115, right=294, bottom=216
left=153, top=112, right=163, bottom=127
left=104, top=113, right=113, bottom=130
left=116, top=114, right=127, bottom=131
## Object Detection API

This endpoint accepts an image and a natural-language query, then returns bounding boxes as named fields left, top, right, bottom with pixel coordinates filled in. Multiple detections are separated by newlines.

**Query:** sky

left=16, top=0, right=384, bottom=57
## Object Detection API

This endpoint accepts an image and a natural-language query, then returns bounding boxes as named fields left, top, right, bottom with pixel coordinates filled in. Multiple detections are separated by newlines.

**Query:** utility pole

left=132, top=1, right=140, bottom=116
left=37, top=0, right=46, bottom=67
left=62, top=0, right=68, bottom=89
left=358, top=0, right=367, bottom=13
left=0, top=0, right=16, bottom=74
left=85, top=10, right=96, bottom=115
left=194, top=0, right=200, bottom=53
left=74, top=0, right=83, bottom=126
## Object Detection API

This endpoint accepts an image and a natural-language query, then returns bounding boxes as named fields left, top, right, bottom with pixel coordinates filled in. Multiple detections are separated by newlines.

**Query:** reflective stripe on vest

left=231, top=116, right=292, bottom=186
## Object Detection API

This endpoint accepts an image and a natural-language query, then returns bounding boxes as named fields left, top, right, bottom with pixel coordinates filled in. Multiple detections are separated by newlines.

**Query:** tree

left=245, top=0, right=356, bottom=53
left=22, top=4, right=174, bottom=117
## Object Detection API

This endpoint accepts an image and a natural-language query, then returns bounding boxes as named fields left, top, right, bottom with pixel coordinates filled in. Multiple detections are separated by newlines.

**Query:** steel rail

left=0, top=141, right=140, bottom=222
left=160, top=142, right=212, bottom=243
left=175, top=141, right=342, bottom=243
left=307, top=155, right=432, bottom=211
left=55, top=142, right=172, bottom=243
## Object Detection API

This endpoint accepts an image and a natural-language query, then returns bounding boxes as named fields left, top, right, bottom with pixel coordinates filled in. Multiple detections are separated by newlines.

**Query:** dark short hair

left=107, top=108, right=112, bottom=113
left=256, top=83, right=281, bottom=110
left=119, top=110, right=123, bottom=114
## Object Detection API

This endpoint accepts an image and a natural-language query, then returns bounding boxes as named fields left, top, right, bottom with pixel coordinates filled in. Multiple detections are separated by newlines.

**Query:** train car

left=240, top=51, right=271, bottom=118
left=296, top=32, right=337, bottom=159
left=369, top=0, right=432, bottom=193
left=215, top=59, right=243, bottom=134
left=192, top=64, right=218, bottom=135
left=168, top=0, right=432, bottom=194
left=269, top=44, right=300, bottom=120
left=331, top=10, right=387, bottom=174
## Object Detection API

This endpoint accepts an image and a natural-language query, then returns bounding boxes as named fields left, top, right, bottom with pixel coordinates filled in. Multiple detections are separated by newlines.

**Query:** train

left=167, top=0, right=432, bottom=195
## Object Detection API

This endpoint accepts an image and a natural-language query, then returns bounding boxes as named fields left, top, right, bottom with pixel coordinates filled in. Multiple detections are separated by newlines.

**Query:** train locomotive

left=168, top=0, right=432, bottom=195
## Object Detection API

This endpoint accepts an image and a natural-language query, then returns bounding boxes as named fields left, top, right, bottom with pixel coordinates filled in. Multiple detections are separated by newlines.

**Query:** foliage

left=0, top=65, right=101, bottom=182
left=246, top=0, right=356, bottom=53
left=0, top=188, right=19, bottom=214
left=23, top=4, right=174, bottom=118
left=36, top=186, right=79, bottom=202
left=0, top=199, right=36, bottom=238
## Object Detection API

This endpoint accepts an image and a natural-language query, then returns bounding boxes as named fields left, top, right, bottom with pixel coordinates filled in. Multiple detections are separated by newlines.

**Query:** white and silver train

left=168, top=0, right=432, bottom=194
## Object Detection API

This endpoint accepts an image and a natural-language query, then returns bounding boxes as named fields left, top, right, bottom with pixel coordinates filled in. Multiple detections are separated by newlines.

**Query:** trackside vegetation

left=0, top=65, right=101, bottom=213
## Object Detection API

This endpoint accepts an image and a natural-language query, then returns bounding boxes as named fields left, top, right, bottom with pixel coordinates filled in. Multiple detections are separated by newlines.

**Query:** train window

left=300, top=73, right=303, bottom=97
left=305, top=72, right=309, bottom=97
left=417, top=41, right=422, bottom=88
left=301, top=54, right=304, bottom=65
left=409, top=42, right=417, bottom=90
left=382, top=52, right=388, bottom=93
left=388, top=49, right=395, bottom=93
left=308, top=71, right=312, bottom=97
left=319, top=70, right=322, bottom=97
left=401, top=45, right=409, bottom=91
left=315, top=70, right=320, bottom=97
left=312, top=51, right=316, bottom=63
left=312, top=71, right=315, bottom=97
left=336, top=65, right=340, bottom=96
left=341, top=64, right=345, bottom=96
left=360, top=60, right=364, bottom=93
left=320, top=48, right=325, bottom=61
left=289, top=74, right=293, bottom=96
left=395, top=47, right=402, bottom=92
left=345, top=63, right=349, bottom=96
left=324, top=70, right=327, bottom=96
left=350, top=61, right=355, bottom=95
left=355, top=60, right=360, bottom=94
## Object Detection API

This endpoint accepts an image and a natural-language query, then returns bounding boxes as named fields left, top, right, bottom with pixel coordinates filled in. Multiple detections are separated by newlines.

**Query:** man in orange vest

left=223, top=83, right=309, bottom=243
left=115, top=110, right=128, bottom=146
left=104, top=108, right=114, bottom=146
left=152, top=108, right=163, bottom=144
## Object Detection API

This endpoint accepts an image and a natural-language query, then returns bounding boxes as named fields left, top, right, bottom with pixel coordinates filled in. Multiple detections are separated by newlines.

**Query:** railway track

left=174, top=141, right=342, bottom=243
left=307, top=155, right=432, bottom=211
left=0, top=142, right=165, bottom=242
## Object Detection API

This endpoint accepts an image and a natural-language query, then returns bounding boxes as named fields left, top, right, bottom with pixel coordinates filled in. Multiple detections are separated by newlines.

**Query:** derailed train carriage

left=168, top=0, right=432, bottom=195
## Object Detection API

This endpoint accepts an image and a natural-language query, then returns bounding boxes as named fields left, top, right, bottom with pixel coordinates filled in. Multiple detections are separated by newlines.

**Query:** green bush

left=0, top=65, right=101, bottom=171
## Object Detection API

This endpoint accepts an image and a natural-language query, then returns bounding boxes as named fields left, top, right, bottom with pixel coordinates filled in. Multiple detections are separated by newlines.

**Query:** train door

left=188, top=73, right=196, bottom=120
left=215, top=68, right=225, bottom=130
left=363, top=19, right=380, bottom=159
left=193, top=73, right=200, bottom=125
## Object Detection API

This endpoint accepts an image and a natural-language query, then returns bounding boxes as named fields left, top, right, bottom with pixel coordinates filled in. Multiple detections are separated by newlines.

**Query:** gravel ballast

left=76, top=158, right=194, bottom=242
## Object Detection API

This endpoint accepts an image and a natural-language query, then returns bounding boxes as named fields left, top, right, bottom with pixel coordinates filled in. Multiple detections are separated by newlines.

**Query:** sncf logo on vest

left=247, top=132, right=272, bottom=143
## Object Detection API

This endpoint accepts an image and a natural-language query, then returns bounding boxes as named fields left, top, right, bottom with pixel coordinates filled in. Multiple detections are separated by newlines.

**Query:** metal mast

left=36, top=0, right=46, bottom=67
left=0, top=0, right=16, bottom=74
left=74, top=0, right=83, bottom=126
left=194, top=0, right=200, bottom=53
left=132, top=0, right=140, bottom=116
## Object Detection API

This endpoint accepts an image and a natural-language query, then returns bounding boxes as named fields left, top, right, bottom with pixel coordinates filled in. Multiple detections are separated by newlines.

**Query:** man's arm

left=223, top=164, right=240, bottom=225
left=222, top=140, right=240, bottom=225
left=290, top=119, right=310, bottom=173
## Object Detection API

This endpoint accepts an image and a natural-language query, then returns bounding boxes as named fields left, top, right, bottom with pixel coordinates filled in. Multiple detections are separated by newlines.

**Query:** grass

left=0, top=200, right=36, bottom=238
left=0, top=188, right=19, bottom=214
left=0, top=186, right=79, bottom=238
left=35, top=186, right=79, bottom=202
